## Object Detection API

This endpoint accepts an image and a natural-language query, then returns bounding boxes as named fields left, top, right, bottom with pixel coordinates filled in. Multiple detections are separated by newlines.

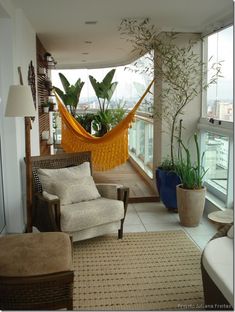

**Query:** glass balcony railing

left=203, top=132, right=229, bottom=202
left=128, top=114, right=153, bottom=178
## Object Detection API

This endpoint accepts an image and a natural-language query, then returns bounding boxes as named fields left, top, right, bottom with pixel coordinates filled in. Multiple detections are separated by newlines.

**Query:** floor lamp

left=5, top=85, right=36, bottom=233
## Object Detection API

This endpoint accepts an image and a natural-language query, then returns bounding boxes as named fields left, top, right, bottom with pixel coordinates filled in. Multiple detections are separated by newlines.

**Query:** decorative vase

left=176, top=184, right=206, bottom=227
left=156, top=168, right=181, bottom=210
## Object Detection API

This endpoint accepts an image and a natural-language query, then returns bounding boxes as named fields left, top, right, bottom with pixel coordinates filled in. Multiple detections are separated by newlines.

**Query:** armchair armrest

left=96, top=183, right=123, bottom=200
left=34, top=192, right=61, bottom=232
left=96, top=183, right=129, bottom=218
left=117, top=186, right=129, bottom=218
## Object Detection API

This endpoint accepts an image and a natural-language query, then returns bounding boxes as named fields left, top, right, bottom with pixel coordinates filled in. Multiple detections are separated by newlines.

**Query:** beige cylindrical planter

left=176, top=184, right=206, bottom=227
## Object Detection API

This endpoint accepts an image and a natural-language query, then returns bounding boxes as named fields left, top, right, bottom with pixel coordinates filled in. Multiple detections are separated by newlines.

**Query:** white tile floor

left=124, top=202, right=218, bottom=250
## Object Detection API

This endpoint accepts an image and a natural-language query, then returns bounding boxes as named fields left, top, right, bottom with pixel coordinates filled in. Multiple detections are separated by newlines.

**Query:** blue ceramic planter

left=156, top=168, right=181, bottom=209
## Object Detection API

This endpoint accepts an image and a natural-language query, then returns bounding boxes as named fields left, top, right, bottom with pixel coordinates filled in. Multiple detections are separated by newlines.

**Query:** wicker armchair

left=31, top=152, right=129, bottom=241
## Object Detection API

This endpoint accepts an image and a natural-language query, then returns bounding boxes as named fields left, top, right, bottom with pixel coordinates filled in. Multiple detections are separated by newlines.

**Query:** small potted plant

left=41, top=101, right=50, bottom=113
left=175, top=133, right=208, bottom=227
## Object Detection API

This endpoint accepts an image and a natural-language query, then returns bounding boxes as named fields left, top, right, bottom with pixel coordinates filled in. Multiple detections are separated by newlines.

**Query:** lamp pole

left=18, top=67, right=33, bottom=233
left=19, top=66, right=33, bottom=233
left=25, top=116, right=33, bottom=232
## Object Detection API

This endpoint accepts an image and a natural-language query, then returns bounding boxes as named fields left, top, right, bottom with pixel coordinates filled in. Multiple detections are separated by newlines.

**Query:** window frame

left=200, top=25, right=233, bottom=209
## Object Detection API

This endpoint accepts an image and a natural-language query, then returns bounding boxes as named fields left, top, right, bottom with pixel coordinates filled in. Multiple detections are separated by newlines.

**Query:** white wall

left=153, top=33, right=201, bottom=167
left=0, top=0, right=39, bottom=233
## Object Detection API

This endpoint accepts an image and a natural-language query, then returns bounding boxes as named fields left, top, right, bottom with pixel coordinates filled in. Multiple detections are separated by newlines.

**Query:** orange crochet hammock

left=55, top=80, right=154, bottom=171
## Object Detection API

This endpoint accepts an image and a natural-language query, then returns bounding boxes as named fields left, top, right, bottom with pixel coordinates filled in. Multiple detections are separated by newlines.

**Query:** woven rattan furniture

left=0, top=232, right=74, bottom=310
left=31, top=151, right=129, bottom=241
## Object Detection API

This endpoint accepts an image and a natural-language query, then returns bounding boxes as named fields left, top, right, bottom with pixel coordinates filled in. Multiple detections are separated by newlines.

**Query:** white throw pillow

left=49, top=176, right=101, bottom=205
left=38, top=162, right=91, bottom=180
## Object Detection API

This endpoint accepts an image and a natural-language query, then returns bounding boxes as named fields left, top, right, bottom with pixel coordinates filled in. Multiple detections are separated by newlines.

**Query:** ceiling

left=12, top=0, right=233, bottom=69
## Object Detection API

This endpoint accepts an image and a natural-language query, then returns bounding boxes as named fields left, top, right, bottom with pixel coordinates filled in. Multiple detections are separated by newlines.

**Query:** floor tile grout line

left=134, top=205, right=148, bottom=232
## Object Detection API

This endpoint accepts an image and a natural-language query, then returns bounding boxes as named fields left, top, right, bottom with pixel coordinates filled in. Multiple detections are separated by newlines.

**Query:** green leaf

left=59, top=73, right=70, bottom=92
left=103, top=69, right=116, bottom=85
left=89, top=75, right=103, bottom=98
left=106, top=82, right=118, bottom=101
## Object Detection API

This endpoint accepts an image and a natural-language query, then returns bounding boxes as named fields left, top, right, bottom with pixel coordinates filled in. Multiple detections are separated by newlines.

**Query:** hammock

left=55, top=79, right=154, bottom=171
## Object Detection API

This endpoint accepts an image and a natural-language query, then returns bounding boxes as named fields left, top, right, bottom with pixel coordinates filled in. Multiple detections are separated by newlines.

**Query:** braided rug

left=73, top=231, right=204, bottom=310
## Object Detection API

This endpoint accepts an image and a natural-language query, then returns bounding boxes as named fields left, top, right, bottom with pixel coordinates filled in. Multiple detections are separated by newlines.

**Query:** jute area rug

left=73, top=231, right=204, bottom=310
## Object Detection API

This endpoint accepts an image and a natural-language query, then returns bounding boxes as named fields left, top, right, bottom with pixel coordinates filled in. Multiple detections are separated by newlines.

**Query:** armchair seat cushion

left=61, top=197, right=124, bottom=232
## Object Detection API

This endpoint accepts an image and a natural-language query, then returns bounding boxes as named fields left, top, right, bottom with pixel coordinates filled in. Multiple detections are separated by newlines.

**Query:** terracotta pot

left=176, top=184, right=206, bottom=227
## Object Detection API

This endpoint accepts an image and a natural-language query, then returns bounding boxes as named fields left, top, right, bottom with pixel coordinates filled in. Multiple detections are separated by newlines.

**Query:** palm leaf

left=106, top=82, right=118, bottom=101
left=89, top=75, right=103, bottom=98
left=59, top=73, right=70, bottom=92
left=54, top=87, right=66, bottom=103
left=103, top=69, right=116, bottom=85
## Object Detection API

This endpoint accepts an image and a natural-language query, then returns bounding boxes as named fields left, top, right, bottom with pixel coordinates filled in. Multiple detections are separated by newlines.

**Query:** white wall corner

left=0, top=5, right=39, bottom=233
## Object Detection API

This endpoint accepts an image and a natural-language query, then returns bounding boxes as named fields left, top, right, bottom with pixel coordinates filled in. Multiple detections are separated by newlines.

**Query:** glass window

left=0, top=136, right=5, bottom=233
left=201, top=25, right=233, bottom=208
left=203, top=133, right=229, bottom=197
left=204, top=26, right=233, bottom=121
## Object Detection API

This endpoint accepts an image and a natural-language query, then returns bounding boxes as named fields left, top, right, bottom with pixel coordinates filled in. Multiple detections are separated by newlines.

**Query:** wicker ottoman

left=0, top=232, right=74, bottom=310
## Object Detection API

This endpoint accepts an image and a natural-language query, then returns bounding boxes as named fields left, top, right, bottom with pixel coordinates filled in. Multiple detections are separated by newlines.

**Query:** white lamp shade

left=5, top=85, right=36, bottom=117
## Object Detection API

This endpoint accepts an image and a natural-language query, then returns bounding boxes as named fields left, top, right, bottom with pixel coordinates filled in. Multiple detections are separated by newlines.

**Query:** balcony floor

left=94, top=160, right=218, bottom=250
left=124, top=202, right=218, bottom=250
left=93, top=160, right=158, bottom=202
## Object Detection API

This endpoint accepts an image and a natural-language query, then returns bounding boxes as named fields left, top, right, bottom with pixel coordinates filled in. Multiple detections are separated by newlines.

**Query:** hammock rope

left=55, top=79, right=154, bottom=171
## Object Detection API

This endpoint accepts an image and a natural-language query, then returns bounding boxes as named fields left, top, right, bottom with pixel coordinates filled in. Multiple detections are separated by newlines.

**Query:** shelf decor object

left=28, top=60, right=36, bottom=110
left=5, top=67, right=36, bottom=232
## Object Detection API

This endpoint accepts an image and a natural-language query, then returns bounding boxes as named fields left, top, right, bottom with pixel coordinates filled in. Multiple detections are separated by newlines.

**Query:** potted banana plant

left=89, top=69, right=118, bottom=136
left=175, top=133, right=208, bottom=227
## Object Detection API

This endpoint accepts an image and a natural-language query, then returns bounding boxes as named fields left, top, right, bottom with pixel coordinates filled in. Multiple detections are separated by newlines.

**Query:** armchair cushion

left=60, top=197, right=124, bottom=232
left=36, top=162, right=91, bottom=193
left=49, top=176, right=101, bottom=205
